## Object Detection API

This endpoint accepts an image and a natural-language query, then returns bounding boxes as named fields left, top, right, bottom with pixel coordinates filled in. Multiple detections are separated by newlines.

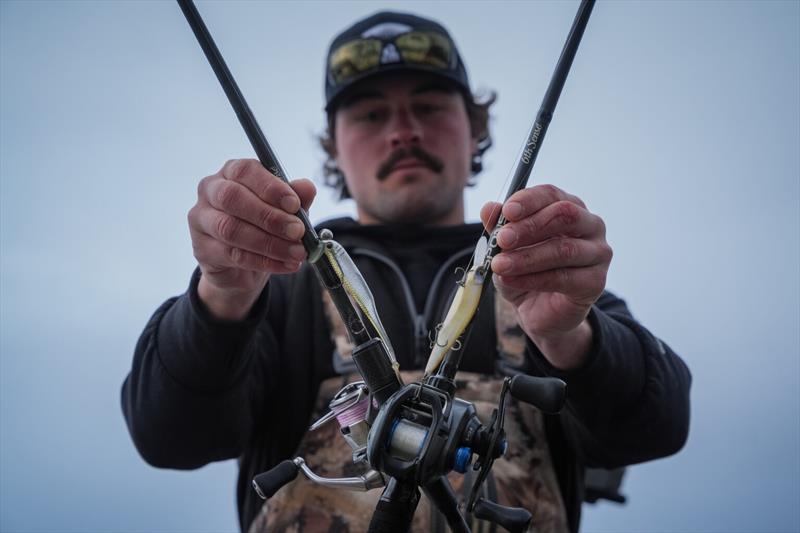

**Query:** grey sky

left=1, top=1, right=798, bottom=531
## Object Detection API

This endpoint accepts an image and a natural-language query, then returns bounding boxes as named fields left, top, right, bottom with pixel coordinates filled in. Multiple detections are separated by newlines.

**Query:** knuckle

left=215, top=181, right=240, bottom=212
left=229, top=159, right=247, bottom=181
left=215, top=214, right=240, bottom=242
left=255, top=254, right=276, bottom=272
left=557, top=238, right=577, bottom=261
left=224, top=158, right=257, bottom=182
left=262, top=178, right=286, bottom=203
left=198, top=174, right=222, bottom=201
left=228, top=246, right=243, bottom=265
left=258, top=207, right=285, bottom=233
left=257, top=180, right=274, bottom=203
left=197, top=176, right=210, bottom=198
left=596, top=215, right=607, bottom=236
left=263, top=235, right=278, bottom=258
left=190, top=236, right=205, bottom=259
left=557, top=200, right=580, bottom=221
left=221, top=159, right=240, bottom=180
left=520, top=216, right=538, bottom=237
left=540, top=184, right=561, bottom=202
left=600, top=242, right=614, bottom=263
left=257, top=206, right=276, bottom=230
left=555, top=267, right=571, bottom=286
left=187, top=205, right=198, bottom=225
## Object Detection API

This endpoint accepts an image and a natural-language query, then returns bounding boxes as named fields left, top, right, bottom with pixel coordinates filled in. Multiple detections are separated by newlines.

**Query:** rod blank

left=176, top=0, right=320, bottom=251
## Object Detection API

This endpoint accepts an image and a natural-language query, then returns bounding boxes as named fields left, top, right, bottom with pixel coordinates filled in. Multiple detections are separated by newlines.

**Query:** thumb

left=480, top=201, right=503, bottom=232
left=290, top=178, right=317, bottom=212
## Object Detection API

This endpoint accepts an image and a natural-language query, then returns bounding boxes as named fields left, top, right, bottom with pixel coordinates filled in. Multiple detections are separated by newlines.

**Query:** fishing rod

left=361, top=1, right=596, bottom=529
left=424, top=0, right=595, bottom=383
left=177, top=0, right=404, bottom=409
left=176, top=0, right=594, bottom=531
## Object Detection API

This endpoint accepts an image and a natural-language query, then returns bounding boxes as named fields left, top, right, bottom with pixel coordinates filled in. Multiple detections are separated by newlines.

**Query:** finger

left=192, top=231, right=303, bottom=274
left=496, top=201, right=605, bottom=249
left=203, top=176, right=306, bottom=241
left=220, top=159, right=303, bottom=213
left=479, top=201, right=503, bottom=232
left=290, top=178, right=317, bottom=212
left=502, top=184, right=586, bottom=222
left=192, top=205, right=307, bottom=262
left=495, top=265, right=607, bottom=304
left=491, top=237, right=612, bottom=277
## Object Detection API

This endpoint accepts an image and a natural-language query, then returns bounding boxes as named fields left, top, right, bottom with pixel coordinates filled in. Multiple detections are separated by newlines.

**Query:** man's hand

left=480, top=185, right=612, bottom=371
left=189, top=159, right=316, bottom=321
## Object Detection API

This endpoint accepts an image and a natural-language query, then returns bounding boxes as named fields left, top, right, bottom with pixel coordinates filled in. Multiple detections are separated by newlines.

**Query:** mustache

left=376, top=147, right=444, bottom=181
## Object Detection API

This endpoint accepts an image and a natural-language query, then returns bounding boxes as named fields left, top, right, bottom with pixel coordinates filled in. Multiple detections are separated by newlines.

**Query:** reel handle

left=252, top=459, right=299, bottom=499
left=509, top=375, right=566, bottom=414
left=474, top=498, right=533, bottom=533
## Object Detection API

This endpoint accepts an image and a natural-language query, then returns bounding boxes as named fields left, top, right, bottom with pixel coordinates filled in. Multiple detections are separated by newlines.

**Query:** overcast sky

left=1, top=1, right=798, bottom=531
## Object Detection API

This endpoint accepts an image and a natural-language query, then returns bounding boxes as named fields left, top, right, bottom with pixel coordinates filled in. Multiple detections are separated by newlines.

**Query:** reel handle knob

left=473, top=498, right=533, bottom=533
left=252, top=459, right=299, bottom=499
left=509, top=375, right=566, bottom=414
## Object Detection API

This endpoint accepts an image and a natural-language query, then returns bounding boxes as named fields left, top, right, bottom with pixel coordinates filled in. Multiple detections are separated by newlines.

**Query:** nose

left=388, top=107, right=421, bottom=149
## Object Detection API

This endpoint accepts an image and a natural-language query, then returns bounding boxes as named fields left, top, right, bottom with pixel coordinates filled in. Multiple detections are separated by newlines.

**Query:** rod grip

left=352, top=338, right=402, bottom=406
left=367, top=478, right=420, bottom=533
left=252, top=460, right=299, bottom=499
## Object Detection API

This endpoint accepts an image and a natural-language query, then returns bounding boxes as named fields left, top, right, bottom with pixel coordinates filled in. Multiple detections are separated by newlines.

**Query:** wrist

left=197, top=275, right=268, bottom=321
left=529, top=319, right=594, bottom=372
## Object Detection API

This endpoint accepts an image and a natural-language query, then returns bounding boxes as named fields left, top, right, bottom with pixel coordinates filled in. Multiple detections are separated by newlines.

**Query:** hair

left=318, top=89, right=497, bottom=200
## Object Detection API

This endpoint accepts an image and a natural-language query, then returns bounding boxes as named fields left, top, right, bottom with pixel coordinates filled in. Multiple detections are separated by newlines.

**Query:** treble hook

left=430, top=323, right=449, bottom=348
left=454, top=267, right=468, bottom=287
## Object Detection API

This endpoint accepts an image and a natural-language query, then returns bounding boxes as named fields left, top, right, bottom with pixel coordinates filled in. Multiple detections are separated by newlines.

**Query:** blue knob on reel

left=453, top=446, right=473, bottom=473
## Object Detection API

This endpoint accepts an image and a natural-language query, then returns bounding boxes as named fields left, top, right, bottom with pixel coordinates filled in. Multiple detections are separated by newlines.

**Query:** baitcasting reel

left=253, top=372, right=565, bottom=533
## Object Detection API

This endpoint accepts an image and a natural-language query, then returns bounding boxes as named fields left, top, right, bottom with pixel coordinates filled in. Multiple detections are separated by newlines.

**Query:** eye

left=414, top=102, right=441, bottom=115
left=357, top=107, right=386, bottom=123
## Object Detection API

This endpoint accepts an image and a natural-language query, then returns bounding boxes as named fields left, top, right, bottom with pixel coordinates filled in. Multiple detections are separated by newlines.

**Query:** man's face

left=333, top=73, right=477, bottom=226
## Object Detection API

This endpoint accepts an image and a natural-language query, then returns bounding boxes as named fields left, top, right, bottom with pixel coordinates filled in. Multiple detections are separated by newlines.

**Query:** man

left=122, top=11, right=691, bottom=532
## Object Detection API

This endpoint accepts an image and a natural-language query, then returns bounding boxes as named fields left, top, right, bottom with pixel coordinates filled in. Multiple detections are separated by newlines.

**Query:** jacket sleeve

left=527, top=291, right=692, bottom=468
left=120, top=268, right=282, bottom=469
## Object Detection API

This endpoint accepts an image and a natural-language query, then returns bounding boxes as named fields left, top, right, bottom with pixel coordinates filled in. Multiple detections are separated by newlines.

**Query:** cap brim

left=325, top=63, right=470, bottom=112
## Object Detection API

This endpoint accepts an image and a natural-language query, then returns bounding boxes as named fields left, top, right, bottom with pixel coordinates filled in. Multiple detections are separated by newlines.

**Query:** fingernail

left=280, top=195, right=299, bottom=212
left=498, top=228, right=517, bottom=247
left=286, top=221, right=305, bottom=240
left=505, top=202, right=522, bottom=219
left=493, top=255, right=511, bottom=273
left=289, top=244, right=306, bottom=260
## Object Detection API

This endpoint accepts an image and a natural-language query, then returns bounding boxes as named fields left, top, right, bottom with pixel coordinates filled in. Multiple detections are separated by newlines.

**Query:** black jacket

left=122, top=218, right=691, bottom=532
